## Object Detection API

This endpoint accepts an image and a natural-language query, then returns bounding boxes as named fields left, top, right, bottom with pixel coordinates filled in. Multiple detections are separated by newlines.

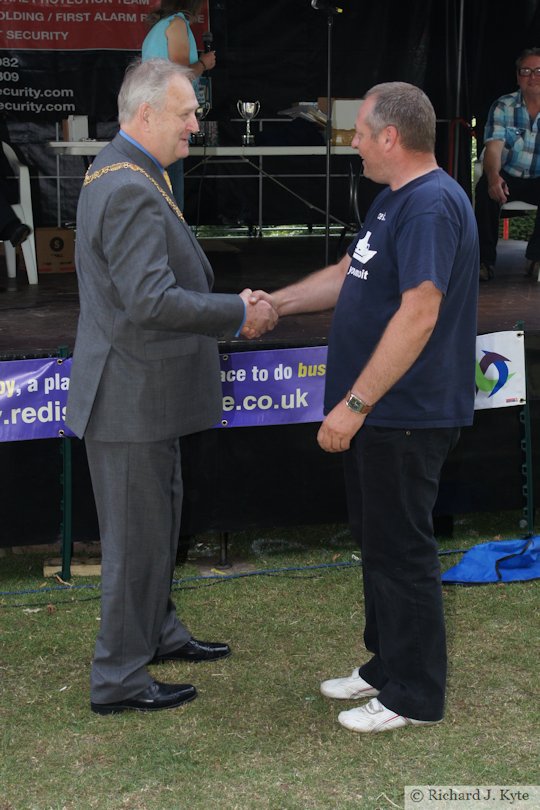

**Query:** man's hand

left=239, top=288, right=278, bottom=338
left=249, top=289, right=276, bottom=307
left=487, top=174, right=510, bottom=205
left=317, top=400, right=365, bottom=453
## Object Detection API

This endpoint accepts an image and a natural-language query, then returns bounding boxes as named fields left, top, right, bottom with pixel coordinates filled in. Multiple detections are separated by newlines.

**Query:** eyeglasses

left=518, top=67, right=540, bottom=77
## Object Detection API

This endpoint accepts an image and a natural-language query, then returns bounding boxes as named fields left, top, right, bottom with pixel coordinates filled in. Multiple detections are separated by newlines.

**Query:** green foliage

left=499, top=212, right=535, bottom=241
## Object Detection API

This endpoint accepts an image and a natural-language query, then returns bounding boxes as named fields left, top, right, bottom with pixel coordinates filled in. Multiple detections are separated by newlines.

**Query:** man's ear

left=139, top=102, right=152, bottom=129
left=385, top=125, right=398, bottom=147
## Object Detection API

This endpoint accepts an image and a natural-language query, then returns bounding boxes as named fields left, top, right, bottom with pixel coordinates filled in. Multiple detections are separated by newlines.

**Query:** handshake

left=238, top=288, right=278, bottom=339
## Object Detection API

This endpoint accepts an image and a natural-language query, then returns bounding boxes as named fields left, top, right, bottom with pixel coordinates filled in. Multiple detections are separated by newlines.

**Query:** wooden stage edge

left=1, top=236, right=540, bottom=357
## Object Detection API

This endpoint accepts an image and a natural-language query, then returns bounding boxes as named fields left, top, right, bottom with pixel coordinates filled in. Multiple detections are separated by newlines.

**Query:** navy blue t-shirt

left=325, top=168, right=479, bottom=428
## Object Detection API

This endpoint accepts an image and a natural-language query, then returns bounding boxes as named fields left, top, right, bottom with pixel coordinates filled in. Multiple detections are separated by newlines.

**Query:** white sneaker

left=338, top=697, right=442, bottom=733
left=320, top=668, right=380, bottom=699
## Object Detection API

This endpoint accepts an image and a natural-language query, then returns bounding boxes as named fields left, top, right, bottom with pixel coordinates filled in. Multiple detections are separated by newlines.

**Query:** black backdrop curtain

left=3, top=0, right=540, bottom=225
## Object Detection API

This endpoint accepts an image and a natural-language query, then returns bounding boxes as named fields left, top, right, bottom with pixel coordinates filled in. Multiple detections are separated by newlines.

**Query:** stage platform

left=1, top=236, right=539, bottom=547
left=1, top=236, right=540, bottom=355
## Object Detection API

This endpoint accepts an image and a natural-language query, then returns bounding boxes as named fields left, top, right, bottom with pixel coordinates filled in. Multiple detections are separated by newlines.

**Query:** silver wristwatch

left=345, top=390, right=373, bottom=414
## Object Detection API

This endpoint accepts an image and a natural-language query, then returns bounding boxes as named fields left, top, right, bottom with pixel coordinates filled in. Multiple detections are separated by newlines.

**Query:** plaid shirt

left=484, top=90, right=540, bottom=178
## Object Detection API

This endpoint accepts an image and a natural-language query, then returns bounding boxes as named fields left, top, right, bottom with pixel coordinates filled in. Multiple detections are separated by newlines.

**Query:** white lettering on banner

left=6, top=30, right=69, bottom=41
left=43, top=0, right=114, bottom=5
left=0, top=101, right=76, bottom=114
left=221, top=368, right=246, bottom=382
left=43, top=373, right=70, bottom=395
left=3, top=402, right=66, bottom=425
left=222, top=389, right=309, bottom=413
left=94, top=11, right=137, bottom=21
left=55, top=12, right=93, bottom=22
left=1, top=87, right=74, bottom=99
left=0, top=12, right=45, bottom=21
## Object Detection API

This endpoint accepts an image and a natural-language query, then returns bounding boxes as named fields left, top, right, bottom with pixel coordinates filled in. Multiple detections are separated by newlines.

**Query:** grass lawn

left=0, top=512, right=538, bottom=810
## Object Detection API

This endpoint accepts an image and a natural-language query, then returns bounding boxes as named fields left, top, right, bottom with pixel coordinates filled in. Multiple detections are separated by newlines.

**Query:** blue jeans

left=343, top=425, right=460, bottom=720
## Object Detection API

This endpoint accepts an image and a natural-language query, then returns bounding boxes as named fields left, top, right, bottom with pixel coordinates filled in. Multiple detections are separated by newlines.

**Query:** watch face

left=347, top=394, right=363, bottom=412
left=346, top=393, right=371, bottom=413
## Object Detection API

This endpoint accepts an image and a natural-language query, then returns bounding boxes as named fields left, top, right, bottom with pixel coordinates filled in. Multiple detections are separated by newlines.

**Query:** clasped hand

left=239, top=288, right=278, bottom=338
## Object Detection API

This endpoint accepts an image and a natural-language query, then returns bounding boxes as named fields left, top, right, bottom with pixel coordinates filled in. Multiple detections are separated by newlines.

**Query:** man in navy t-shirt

left=250, top=82, right=478, bottom=733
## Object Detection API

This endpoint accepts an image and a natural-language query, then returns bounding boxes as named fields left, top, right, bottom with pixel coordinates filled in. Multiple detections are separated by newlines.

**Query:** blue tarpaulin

left=442, top=537, right=540, bottom=584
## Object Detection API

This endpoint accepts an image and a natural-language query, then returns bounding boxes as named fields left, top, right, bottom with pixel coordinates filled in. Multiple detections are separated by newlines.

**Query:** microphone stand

left=324, top=11, right=334, bottom=265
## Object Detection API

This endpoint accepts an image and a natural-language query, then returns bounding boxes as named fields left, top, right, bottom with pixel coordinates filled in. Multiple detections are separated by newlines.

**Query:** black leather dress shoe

left=150, top=637, right=231, bottom=664
left=90, top=680, right=197, bottom=715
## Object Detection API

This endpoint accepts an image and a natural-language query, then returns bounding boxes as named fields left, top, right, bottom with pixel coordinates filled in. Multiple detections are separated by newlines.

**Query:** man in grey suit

left=66, top=59, right=277, bottom=715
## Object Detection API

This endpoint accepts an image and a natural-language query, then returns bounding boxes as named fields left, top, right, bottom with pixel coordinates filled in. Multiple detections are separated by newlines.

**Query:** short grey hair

left=363, top=81, right=436, bottom=153
left=118, top=58, right=194, bottom=125
left=516, top=47, right=540, bottom=69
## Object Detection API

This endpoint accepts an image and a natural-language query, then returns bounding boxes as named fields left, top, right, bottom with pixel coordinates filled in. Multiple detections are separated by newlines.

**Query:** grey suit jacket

left=66, top=134, right=244, bottom=442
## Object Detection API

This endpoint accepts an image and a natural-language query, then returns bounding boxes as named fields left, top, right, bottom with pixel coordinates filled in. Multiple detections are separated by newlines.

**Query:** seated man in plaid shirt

left=475, top=47, right=540, bottom=281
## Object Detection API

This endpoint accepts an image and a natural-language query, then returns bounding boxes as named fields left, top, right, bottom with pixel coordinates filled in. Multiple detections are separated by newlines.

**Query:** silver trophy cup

left=191, top=102, right=211, bottom=145
left=237, top=100, right=260, bottom=145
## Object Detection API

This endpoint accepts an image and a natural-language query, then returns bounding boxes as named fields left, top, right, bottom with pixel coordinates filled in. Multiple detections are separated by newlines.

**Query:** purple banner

left=0, top=356, right=75, bottom=442
left=217, top=346, right=327, bottom=428
left=0, top=347, right=328, bottom=442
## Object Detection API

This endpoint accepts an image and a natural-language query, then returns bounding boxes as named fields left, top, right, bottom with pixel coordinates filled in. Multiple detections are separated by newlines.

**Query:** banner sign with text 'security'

left=0, top=334, right=527, bottom=442
left=0, top=0, right=209, bottom=119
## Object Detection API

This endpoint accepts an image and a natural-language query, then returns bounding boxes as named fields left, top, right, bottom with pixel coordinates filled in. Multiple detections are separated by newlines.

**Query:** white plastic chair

left=1, top=141, right=38, bottom=285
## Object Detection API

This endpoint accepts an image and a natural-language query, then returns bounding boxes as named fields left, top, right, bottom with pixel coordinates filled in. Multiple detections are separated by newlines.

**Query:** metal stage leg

left=219, top=531, right=231, bottom=568
left=57, top=345, right=73, bottom=580
left=515, top=322, right=535, bottom=535
left=60, top=433, right=73, bottom=580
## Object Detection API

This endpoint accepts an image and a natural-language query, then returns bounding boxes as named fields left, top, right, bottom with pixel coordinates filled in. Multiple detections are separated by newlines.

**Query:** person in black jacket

left=0, top=139, right=30, bottom=248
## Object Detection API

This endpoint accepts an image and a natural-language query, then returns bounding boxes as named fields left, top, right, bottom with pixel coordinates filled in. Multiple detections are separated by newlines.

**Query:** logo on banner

left=475, top=350, right=515, bottom=397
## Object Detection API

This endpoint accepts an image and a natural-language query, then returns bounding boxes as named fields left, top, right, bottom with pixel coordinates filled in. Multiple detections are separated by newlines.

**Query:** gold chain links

left=84, top=162, right=185, bottom=222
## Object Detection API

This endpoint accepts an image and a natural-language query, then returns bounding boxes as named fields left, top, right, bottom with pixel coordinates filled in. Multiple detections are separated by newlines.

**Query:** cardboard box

left=62, top=115, right=89, bottom=141
left=332, top=99, right=362, bottom=130
left=317, top=97, right=362, bottom=126
left=36, top=227, right=75, bottom=274
left=332, top=128, right=355, bottom=146
left=317, top=97, right=361, bottom=145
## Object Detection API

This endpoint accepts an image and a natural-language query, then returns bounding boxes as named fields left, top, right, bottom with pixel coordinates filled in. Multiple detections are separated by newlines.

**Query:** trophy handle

left=236, top=100, right=243, bottom=116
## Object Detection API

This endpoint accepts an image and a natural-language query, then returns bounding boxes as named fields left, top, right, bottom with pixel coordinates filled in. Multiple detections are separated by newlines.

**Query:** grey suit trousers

left=85, top=437, right=192, bottom=703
